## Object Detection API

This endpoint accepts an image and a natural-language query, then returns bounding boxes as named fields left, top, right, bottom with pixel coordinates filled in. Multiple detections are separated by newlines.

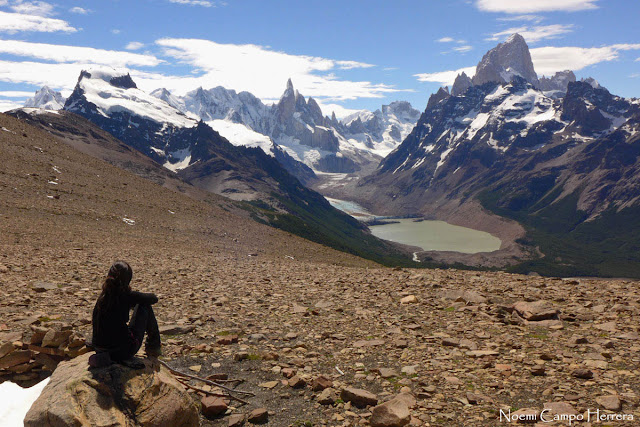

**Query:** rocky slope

left=1, top=108, right=639, bottom=425
left=353, top=34, right=640, bottom=276
left=0, top=111, right=640, bottom=426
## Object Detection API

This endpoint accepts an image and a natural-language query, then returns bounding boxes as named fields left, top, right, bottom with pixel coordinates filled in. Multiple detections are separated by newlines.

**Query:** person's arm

left=128, top=290, right=158, bottom=306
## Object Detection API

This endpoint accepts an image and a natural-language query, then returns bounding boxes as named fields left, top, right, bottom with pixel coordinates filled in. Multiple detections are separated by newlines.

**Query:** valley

left=2, top=112, right=640, bottom=426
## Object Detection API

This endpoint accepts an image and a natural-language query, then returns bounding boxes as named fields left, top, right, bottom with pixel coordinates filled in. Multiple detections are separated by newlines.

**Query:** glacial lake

left=325, top=197, right=501, bottom=254
left=369, top=219, right=502, bottom=254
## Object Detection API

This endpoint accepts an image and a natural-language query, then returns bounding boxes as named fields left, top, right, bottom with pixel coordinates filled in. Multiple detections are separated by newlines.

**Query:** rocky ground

left=2, top=112, right=640, bottom=426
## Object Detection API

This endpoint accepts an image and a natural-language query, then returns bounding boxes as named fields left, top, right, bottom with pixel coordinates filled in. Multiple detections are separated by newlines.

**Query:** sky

left=0, top=0, right=638, bottom=118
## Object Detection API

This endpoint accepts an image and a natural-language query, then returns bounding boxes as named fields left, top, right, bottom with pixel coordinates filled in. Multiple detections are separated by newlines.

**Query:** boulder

left=341, top=387, right=378, bottom=408
left=513, top=301, right=559, bottom=321
left=370, top=393, right=412, bottom=427
left=24, top=352, right=199, bottom=426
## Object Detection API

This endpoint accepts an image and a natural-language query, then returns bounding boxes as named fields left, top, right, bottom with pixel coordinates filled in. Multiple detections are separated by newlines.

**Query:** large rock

left=370, top=393, right=414, bottom=427
left=341, top=387, right=378, bottom=408
left=24, top=352, right=200, bottom=426
left=513, top=301, right=559, bottom=321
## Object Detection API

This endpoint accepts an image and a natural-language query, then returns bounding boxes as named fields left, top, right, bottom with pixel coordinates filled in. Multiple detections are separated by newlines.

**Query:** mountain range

left=351, top=33, right=640, bottom=276
left=15, top=33, right=640, bottom=277
left=12, top=68, right=413, bottom=267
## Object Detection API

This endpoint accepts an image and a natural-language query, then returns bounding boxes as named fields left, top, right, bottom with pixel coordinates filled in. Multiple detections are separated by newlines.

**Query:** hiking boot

left=88, top=351, right=112, bottom=368
left=120, top=357, right=145, bottom=370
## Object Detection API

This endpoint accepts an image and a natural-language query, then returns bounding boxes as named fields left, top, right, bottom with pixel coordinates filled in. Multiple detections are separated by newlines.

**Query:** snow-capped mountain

left=61, top=67, right=313, bottom=182
left=357, top=34, right=639, bottom=223
left=472, top=33, right=539, bottom=87
left=24, top=86, right=66, bottom=110
left=151, top=81, right=419, bottom=176
left=340, top=101, right=421, bottom=157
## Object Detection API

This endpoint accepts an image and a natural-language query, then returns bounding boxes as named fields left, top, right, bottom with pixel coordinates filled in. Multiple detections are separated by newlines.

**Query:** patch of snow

left=163, top=148, right=192, bottom=172
left=0, top=378, right=50, bottom=426
left=435, top=148, right=453, bottom=173
left=206, top=119, right=275, bottom=156
left=149, top=147, right=165, bottom=156
left=122, top=217, right=135, bottom=225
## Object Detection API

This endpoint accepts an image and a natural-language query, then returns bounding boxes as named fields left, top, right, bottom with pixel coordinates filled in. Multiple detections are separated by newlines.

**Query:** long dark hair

left=96, top=261, right=133, bottom=312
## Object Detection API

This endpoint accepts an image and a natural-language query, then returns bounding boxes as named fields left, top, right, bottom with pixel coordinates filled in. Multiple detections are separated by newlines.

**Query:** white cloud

left=497, top=14, right=544, bottom=23
left=414, top=66, right=476, bottom=87
left=10, top=1, right=55, bottom=17
left=335, top=60, right=374, bottom=70
left=0, top=11, right=77, bottom=33
left=0, top=39, right=161, bottom=67
left=314, top=100, right=364, bottom=120
left=125, top=41, right=145, bottom=51
left=453, top=45, right=473, bottom=53
left=168, top=0, right=215, bottom=6
left=111, top=29, right=121, bottom=35
left=437, top=37, right=455, bottom=43
left=0, top=90, right=33, bottom=97
left=476, top=0, right=599, bottom=13
left=0, top=98, right=23, bottom=112
left=488, top=24, right=574, bottom=43
left=531, top=44, right=640, bottom=75
left=69, top=7, right=90, bottom=14
left=152, top=38, right=404, bottom=101
left=0, top=60, right=102, bottom=90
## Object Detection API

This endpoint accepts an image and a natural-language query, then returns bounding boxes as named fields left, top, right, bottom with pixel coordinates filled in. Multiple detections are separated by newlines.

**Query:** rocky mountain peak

left=472, top=33, right=539, bottom=88
left=24, top=86, right=66, bottom=110
left=427, top=86, right=450, bottom=109
left=451, top=72, right=473, bottom=96
left=539, top=70, right=576, bottom=93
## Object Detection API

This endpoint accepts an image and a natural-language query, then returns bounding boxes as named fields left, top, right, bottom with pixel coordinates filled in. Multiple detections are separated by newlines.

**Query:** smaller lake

left=370, top=219, right=502, bottom=254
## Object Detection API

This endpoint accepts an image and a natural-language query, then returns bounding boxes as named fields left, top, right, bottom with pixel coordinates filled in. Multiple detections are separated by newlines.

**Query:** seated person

left=89, top=261, right=161, bottom=368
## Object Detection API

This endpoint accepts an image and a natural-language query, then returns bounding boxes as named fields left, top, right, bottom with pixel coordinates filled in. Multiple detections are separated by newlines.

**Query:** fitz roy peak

left=471, top=33, right=539, bottom=87
left=355, top=34, right=640, bottom=275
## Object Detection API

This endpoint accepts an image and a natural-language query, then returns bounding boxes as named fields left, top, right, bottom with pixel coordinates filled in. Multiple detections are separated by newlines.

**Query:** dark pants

left=101, top=304, right=160, bottom=361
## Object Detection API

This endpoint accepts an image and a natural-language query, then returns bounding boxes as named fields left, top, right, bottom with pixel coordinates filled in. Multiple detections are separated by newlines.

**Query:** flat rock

left=353, top=339, right=385, bottom=348
left=513, top=301, right=559, bottom=321
left=370, top=394, right=411, bottom=427
left=228, top=414, right=245, bottom=426
left=341, top=387, right=378, bottom=408
left=159, top=324, right=195, bottom=335
left=247, top=407, right=268, bottom=424
left=41, top=329, right=72, bottom=347
left=311, top=375, right=333, bottom=391
left=24, top=352, right=199, bottom=427
left=201, top=396, right=229, bottom=417
left=0, top=349, right=32, bottom=369
left=400, top=295, right=418, bottom=304
left=543, top=401, right=578, bottom=416
left=31, top=282, right=58, bottom=292
left=596, top=395, right=622, bottom=411
left=317, top=388, right=337, bottom=405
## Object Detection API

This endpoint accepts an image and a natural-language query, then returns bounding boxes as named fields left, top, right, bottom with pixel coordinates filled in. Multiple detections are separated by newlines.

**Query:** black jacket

left=92, top=290, right=157, bottom=354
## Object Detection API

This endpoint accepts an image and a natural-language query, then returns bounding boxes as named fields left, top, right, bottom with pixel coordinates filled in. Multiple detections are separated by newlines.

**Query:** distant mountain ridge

left=24, top=86, right=66, bottom=110
left=149, top=81, right=420, bottom=176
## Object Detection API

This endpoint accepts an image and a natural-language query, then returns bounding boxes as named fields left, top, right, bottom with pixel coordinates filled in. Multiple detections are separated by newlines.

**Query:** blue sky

left=0, top=0, right=638, bottom=117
